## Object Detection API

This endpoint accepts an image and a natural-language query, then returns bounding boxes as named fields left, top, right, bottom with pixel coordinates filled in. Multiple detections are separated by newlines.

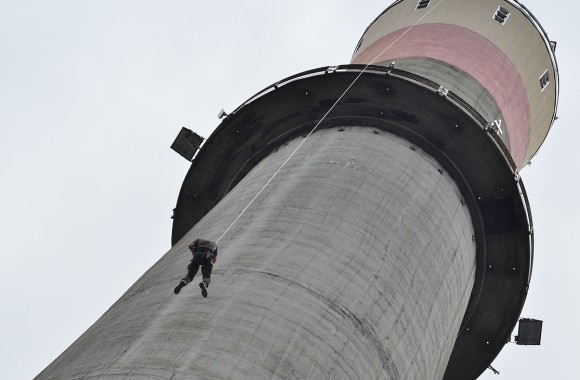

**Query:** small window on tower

left=493, top=6, right=511, bottom=24
left=539, top=70, right=550, bottom=91
left=416, top=0, right=430, bottom=9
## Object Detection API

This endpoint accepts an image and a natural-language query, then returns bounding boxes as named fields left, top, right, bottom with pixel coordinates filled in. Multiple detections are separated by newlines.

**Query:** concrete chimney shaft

left=37, top=128, right=475, bottom=379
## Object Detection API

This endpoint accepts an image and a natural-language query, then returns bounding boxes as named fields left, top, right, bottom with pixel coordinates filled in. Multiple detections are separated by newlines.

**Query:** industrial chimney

left=37, top=1, right=558, bottom=379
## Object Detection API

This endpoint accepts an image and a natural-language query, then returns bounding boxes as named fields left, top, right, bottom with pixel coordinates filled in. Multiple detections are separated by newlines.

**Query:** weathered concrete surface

left=36, top=128, right=475, bottom=379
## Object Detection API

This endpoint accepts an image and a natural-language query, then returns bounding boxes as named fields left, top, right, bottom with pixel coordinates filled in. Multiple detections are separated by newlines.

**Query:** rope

left=216, top=0, right=445, bottom=244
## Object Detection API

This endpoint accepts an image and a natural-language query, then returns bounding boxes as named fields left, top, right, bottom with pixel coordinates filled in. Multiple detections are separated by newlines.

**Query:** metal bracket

left=437, top=85, right=449, bottom=97
left=485, top=119, right=503, bottom=135
left=487, top=365, right=500, bottom=375
left=217, top=109, right=229, bottom=119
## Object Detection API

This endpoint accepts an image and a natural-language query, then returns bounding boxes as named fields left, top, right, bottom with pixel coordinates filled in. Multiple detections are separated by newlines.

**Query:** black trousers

left=183, top=256, right=213, bottom=285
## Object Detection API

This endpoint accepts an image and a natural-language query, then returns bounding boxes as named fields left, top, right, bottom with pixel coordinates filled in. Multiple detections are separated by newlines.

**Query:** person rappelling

left=174, top=238, right=218, bottom=297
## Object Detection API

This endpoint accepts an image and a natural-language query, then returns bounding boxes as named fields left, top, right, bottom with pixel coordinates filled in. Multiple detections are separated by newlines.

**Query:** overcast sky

left=0, top=1, right=577, bottom=379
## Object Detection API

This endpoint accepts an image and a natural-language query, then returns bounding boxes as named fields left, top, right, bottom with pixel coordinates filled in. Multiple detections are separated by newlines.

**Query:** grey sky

left=0, top=1, right=577, bottom=379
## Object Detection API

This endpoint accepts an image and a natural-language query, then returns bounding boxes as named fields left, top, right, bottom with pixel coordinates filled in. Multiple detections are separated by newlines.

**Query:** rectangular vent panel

left=494, top=6, right=511, bottom=24
left=416, top=0, right=430, bottom=9
left=540, top=70, right=550, bottom=91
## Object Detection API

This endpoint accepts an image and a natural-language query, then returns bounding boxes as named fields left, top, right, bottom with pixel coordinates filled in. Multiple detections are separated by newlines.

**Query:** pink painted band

left=352, top=23, right=530, bottom=168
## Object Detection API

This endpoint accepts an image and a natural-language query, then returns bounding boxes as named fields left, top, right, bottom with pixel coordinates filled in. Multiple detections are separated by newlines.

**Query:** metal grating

left=493, top=6, right=511, bottom=24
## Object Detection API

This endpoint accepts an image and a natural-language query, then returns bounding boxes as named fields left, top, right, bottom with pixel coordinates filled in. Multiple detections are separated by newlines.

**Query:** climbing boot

left=174, top=280, right=186, bottom=294
left=199, top=282, right=208, bottom=298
